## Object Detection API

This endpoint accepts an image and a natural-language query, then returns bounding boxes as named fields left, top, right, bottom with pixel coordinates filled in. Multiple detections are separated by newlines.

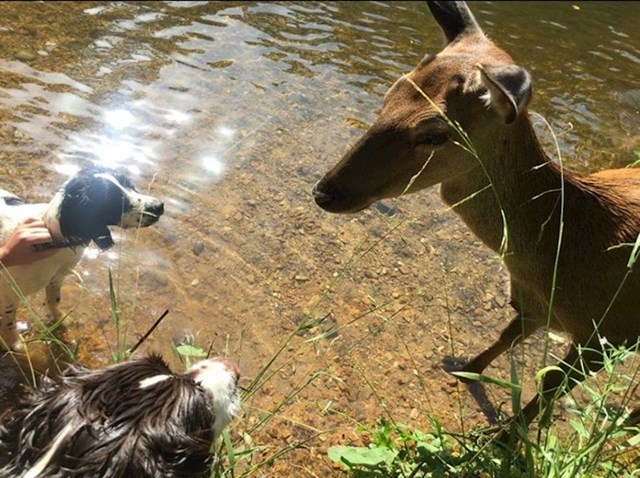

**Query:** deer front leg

left=519, top=343, right=603, bottom=426
left=626, top=407, right=640, bottom=426
left=454, top=278, right=547, bottom=381
left=492, top=343, right=604, bottom=445
left=456, top=313, right=542, bottom=382
left=0, top=303, right=22, bottom=350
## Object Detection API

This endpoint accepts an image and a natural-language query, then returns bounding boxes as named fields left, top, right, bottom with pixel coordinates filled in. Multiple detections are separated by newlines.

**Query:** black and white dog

left=0, top=354, right=241, bottom=478
left=0, top=166, right=164, bottom=349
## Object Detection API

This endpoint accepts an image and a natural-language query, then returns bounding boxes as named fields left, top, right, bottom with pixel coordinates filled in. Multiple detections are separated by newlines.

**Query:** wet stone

left=162, top=230, right=178, bottom=246
left=172, top=329, right=195, bottom=347
left=15, top=49, right=36, bottom=61
left=191, top=241, right=205, bottom=256
left=374, top=201, right=398, bottom=217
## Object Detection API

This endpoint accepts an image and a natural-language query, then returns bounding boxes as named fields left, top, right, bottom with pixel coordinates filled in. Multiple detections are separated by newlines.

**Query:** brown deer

left=313, top=1, right=640, bottom=428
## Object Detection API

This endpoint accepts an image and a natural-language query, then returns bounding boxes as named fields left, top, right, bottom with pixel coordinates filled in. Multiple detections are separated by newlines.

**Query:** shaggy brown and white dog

left=0, top=166, right=164, bottom=349
left=0, top=354, right=241, bottom=478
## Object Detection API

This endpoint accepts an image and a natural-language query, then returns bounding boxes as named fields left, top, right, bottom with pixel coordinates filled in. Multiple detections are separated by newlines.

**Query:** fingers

left=0, top=218, right=56, bottom=266
left=16, top=221, right=52, bottom=245
left=20, top=217, right=48, bottom=229
left=22, top=228, right=53, bottom=245
left=19, top=219, right=54, bottom=258
left=24, top=231, right=56, bottom=257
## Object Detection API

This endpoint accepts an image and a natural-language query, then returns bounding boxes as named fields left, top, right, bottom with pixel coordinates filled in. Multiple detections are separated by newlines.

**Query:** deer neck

left=440, top=116, right=601, bottom=262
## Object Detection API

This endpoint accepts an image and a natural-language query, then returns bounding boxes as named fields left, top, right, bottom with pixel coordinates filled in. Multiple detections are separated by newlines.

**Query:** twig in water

left=128, top=309, right=170, bottom=355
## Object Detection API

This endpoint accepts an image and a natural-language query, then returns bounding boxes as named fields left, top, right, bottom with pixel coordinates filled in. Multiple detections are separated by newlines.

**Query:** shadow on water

left=0, top=1, right=638, bottom=474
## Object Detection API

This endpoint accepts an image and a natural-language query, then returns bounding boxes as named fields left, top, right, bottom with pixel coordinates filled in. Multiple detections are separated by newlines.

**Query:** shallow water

left=0, top=1, right=638, bottom=474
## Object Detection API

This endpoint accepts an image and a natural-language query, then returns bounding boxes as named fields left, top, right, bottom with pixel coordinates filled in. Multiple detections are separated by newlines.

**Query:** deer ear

left=478, top=64, right=532, bottom=124
left=427, top=1, right=482, bottom=44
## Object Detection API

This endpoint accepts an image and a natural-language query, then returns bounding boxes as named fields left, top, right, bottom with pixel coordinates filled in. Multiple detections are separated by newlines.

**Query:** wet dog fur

left=0, top=354, right=241, bottom=478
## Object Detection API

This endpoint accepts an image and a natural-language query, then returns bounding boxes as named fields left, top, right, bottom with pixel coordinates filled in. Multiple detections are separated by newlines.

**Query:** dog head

left=47, top=166, right=164, bottom=249
left=0, top=354, right=241, bottom=478
left=185, top=356, right=242, bottom=440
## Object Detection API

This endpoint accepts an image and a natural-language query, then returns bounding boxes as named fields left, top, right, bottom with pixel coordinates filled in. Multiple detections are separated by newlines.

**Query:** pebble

left=163, top=230, right=178, bottom=246
left=445, top=377, right=458, bottom=389
left=15, top=49, right=36, bottom=61
left=191, top=241, right=205, bottom=256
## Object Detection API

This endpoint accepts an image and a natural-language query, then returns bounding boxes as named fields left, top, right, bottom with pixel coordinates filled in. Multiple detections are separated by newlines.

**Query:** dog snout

left=136, top=199, right=164, bottom=227
left=147, top=201, right=164, bottom=217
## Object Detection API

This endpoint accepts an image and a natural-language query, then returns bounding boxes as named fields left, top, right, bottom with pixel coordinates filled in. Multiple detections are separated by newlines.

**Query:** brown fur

left=313, top=1, right=640, bottom=428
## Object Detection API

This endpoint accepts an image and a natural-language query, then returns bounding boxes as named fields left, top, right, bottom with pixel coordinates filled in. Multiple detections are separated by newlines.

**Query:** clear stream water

left=0, top=1, right=637, bottom=474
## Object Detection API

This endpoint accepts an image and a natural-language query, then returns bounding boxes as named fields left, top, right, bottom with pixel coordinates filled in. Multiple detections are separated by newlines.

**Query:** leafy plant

left=328, top=339, right=640, bottom=478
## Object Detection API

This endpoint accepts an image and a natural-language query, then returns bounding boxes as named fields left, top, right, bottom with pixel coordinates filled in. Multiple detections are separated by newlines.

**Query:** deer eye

left=422, top=133, right=448, bottom=145
left=413, top=119, right=450, bottom=146
left=416, top=132, right=449, bottom=146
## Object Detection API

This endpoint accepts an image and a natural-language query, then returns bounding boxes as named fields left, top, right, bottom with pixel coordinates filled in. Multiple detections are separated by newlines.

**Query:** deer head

left=313, top=1, right=533, bottom=214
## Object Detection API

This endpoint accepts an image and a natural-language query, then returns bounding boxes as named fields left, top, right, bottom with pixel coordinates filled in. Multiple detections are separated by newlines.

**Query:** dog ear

left=58, top=173, right=116, bottom=249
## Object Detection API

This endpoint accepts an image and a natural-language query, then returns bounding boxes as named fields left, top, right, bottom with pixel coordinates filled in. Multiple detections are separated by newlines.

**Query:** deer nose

left=312, top=180, right=336, bottom=207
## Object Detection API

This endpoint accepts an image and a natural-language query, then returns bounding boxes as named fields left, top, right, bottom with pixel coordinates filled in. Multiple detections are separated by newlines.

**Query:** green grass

left=327, top=341, right=640, bottom=478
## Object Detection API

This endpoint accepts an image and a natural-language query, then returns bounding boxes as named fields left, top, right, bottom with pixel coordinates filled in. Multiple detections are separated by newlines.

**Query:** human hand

left=0, top=217, right=56, bottom=267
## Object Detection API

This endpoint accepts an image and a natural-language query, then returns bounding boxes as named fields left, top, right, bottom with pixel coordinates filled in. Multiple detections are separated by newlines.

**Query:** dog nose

left=148, top=202, right=164, bottom=217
